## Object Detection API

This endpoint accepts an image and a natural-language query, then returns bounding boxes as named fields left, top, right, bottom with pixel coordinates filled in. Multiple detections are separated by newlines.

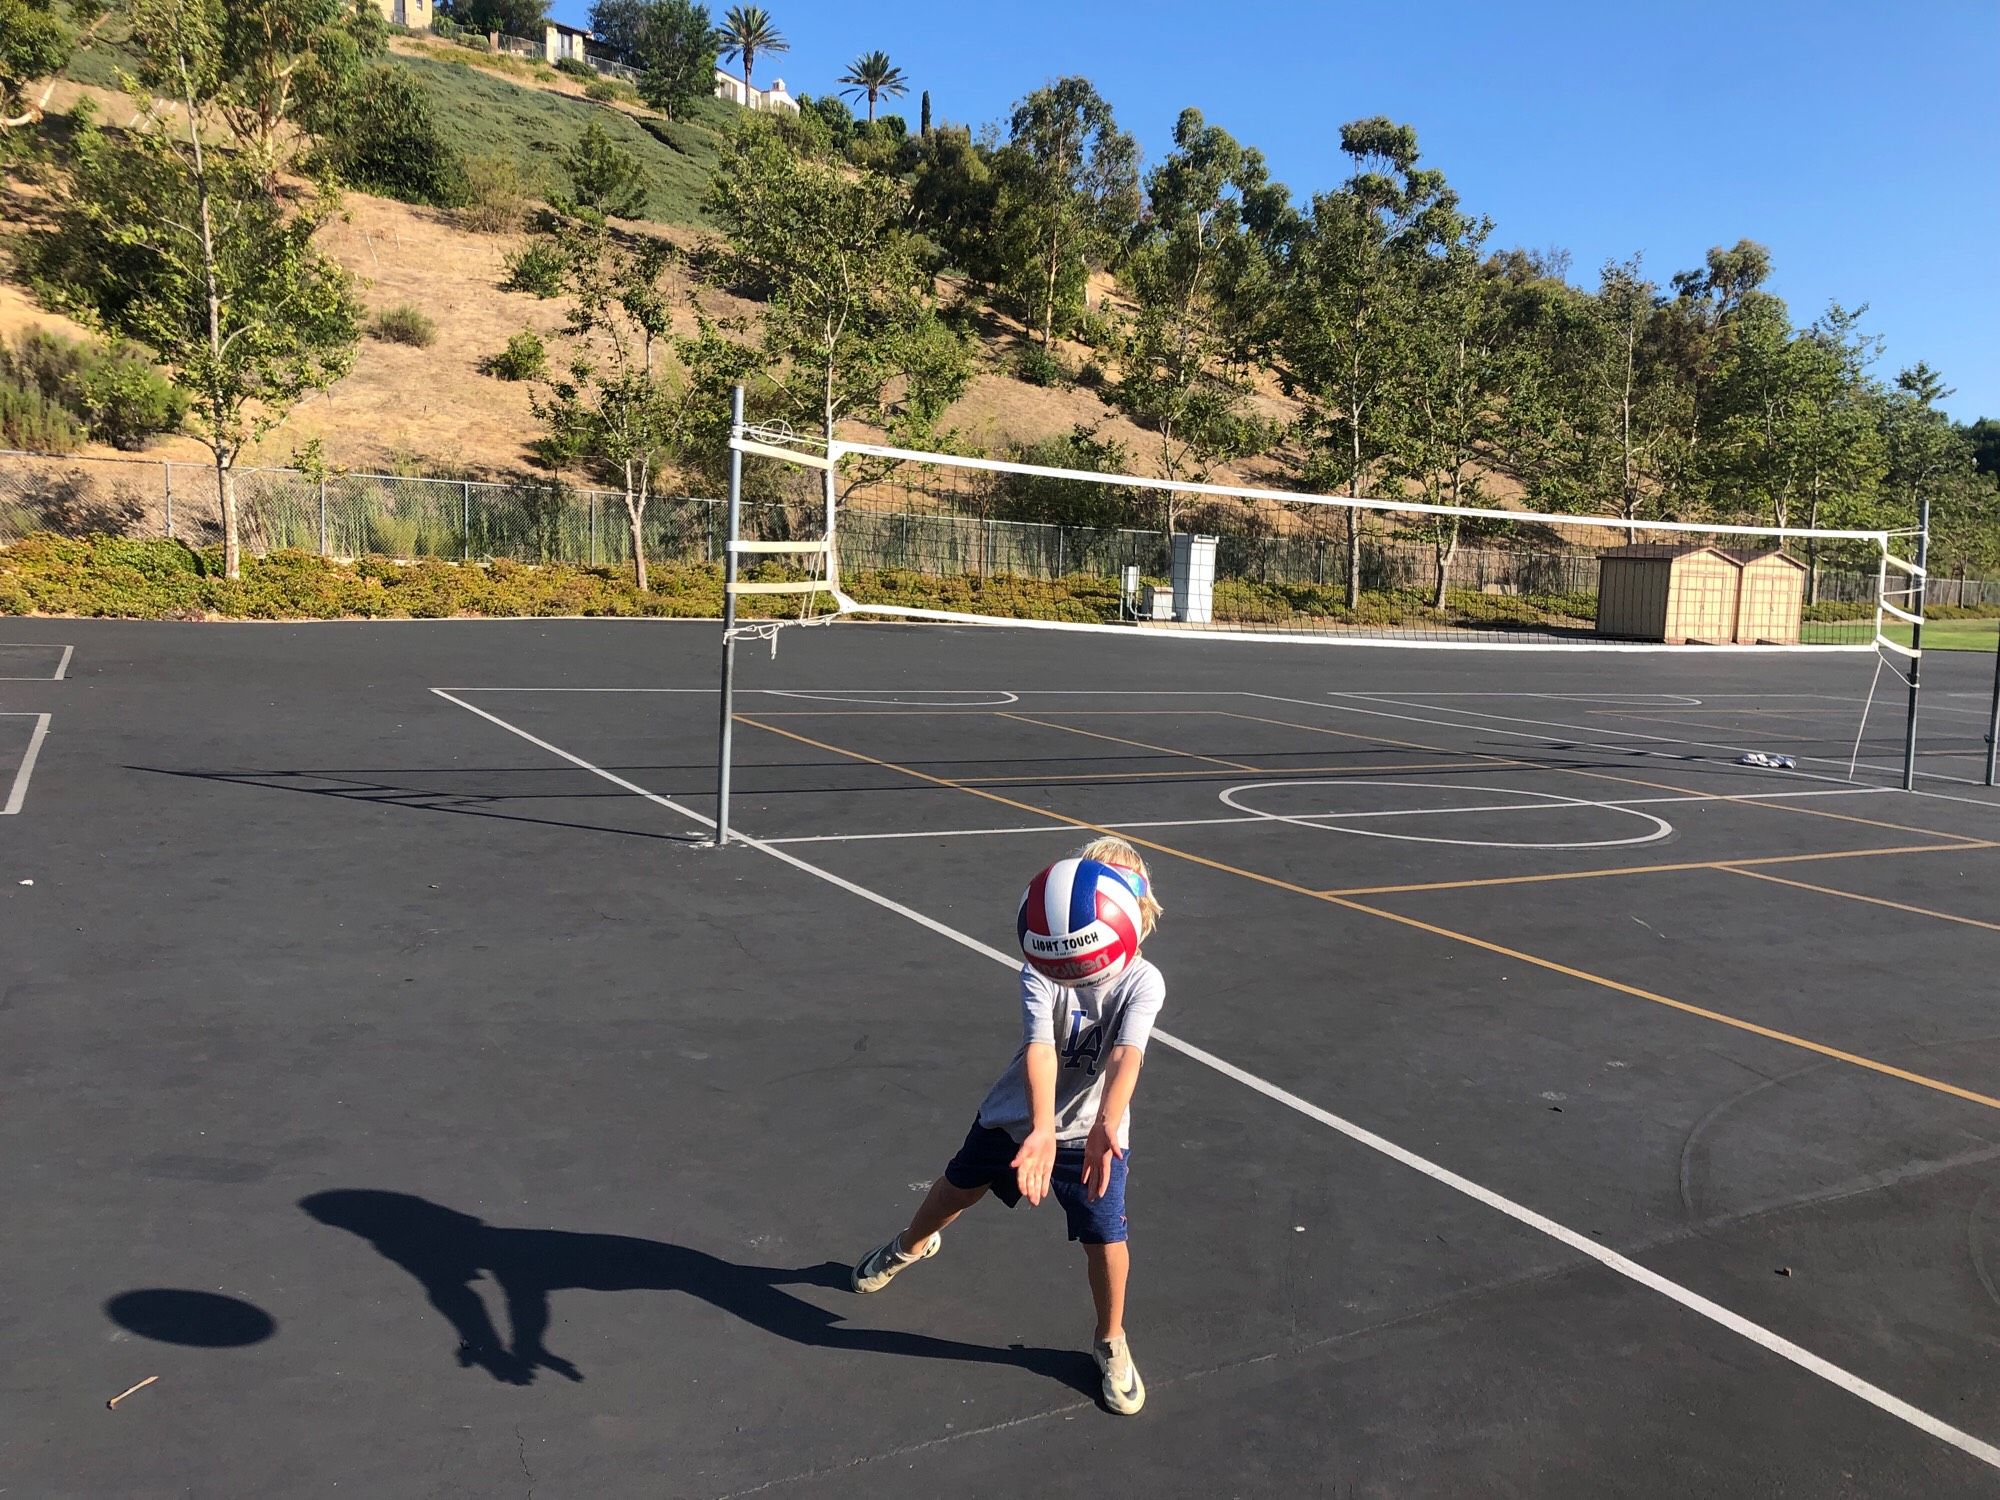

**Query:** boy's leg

left=900, top=1175, right=987, bottom=1251
left=1083, top=1241, right=1128, bottom=1343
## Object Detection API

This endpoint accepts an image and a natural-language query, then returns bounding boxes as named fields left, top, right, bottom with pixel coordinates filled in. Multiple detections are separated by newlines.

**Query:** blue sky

left=553, top=0, right=1999, bottom=421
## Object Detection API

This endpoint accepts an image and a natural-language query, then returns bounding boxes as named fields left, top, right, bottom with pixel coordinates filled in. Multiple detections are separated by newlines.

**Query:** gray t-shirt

left=975, top=959, right=1166, bottom=1151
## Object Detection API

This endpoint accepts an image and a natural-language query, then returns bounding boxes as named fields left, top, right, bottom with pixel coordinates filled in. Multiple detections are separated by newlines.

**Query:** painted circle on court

left=1218, top=779, right=1674, bottom=850
left=761, top=690, right=1021, bottom=707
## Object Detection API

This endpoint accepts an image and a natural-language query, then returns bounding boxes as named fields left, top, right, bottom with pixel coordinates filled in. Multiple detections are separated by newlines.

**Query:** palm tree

left=718, top=5, right=787, bottom=110
left=837, top=51, right=908, bottom=125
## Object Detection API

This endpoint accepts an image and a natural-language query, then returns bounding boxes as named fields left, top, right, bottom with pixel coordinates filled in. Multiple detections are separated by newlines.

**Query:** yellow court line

left=734, top=715, right=2000, bottom=1118
left=1717, top=865, right=2000, bottom=935
left=1319, top=841, right=1997, bottom=896
left=995, top=712, right=1263, bottom=772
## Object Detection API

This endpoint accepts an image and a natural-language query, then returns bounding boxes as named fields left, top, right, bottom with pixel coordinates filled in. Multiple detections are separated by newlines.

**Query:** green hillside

left=58, top=27, right=728, bottom=228
left=397, top=52, right=729, bottom=226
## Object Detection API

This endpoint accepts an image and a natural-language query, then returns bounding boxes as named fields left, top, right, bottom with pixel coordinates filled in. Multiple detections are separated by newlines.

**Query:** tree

left=31, top=0, right=359, bottom=579
left=441, top=0, right=547, bottom=39
left=2, top=0, right=107, bottom=134
left=214, top=0, right=384, bottom=177
left=716, top=3, right=783, bottom=108
left=585, top=0, right=648, bottom=59
left=1275, top=117, right=1452, bottom=606
left=919, top=89, right=930, bottom=138
left=633, top=0, right=716, bottom=121
left=314, top=65, right=465, bottom=207
left=1114, top=108, right=1288, bottom=526
left=1965, top=417, right=2000, bottom=477
left=700, top=117, right=970, bottom=468
left=563, top=117, right=648, bottom=219
left=837, top=50, right=906, bottom=125
left=530, top=218, right=691, bottom=589
left=1388, top=213, right=1515, bottom=608
left=1500, top=258, right=1683, bottom=541
left=992, top=77, right=1138, bottom=346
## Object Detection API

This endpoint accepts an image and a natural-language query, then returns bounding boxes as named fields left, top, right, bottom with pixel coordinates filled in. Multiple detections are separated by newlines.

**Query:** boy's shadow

left=301, top=1190, right=1095, bottom=1394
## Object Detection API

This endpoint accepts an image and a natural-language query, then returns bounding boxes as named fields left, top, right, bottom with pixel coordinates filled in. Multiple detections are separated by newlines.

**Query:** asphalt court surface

left=6, top=618, right=2000, bottom=1497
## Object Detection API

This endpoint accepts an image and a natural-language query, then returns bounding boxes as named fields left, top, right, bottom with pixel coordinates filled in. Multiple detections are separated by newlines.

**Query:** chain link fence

left=4, top=450, right=1995, bottom=612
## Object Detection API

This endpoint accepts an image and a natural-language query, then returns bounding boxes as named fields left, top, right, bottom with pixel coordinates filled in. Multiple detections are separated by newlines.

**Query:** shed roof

left=1600, top=544, right=1731, bottom=561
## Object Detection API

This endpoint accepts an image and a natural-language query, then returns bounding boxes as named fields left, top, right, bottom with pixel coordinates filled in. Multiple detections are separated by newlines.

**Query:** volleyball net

left=723, top=424, right=1921, bottom=654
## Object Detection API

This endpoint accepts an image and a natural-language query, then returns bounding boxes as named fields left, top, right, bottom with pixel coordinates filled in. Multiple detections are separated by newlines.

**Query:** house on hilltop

left=370, top=0, right=433, bottom=30
left=713, top=69, right=799, bottom=114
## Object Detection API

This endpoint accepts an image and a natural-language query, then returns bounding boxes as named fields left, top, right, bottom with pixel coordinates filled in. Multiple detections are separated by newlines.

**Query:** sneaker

left=1094, top=1335, right=1146, bottom=1415
left=850, top=1231, right=940, bottom=1293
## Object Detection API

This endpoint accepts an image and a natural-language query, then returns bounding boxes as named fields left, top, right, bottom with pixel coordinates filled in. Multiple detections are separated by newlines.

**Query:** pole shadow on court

left=300, top=1190, right=1096, bottom=1394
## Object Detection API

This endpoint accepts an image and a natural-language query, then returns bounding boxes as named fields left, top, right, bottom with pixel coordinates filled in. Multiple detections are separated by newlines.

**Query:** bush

left=482, top=329, right=546, bottom=381
left=1013, top=343, right=1071, bottom=389
left=0, top=381, right=87, bottom=453
left=1075, top=360, right=1107, bottom=390
left=585, top=78, right=616, bottom=101
left=370, top=304, right=439, bottom=347
left=0, top=331, right=184, bottom=450
left=77, top=353, right=187, bottom=448
left=501, top=240, right=567, bottom=297
left=317, top=66, right=467, bottom=208
left=554, top=57, right=596, bottom=78
left=457, top=154, right=530, bottom=233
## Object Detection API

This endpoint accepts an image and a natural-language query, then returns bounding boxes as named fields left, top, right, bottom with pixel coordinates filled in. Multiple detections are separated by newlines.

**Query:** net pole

left=712, top=384, right=745, bottom=846
left=1984, top=605, right=1999, bottom=787
left=1901, top=497, right=1931, bottom=792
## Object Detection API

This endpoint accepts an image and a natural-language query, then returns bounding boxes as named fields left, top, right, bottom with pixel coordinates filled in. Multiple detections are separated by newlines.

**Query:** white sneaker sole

left=850, top=1232, right=939, bottom=1293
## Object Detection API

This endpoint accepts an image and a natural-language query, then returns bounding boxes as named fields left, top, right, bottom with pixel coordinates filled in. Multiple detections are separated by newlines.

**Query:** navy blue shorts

left=944, top=1120, right=1129, bottom=1244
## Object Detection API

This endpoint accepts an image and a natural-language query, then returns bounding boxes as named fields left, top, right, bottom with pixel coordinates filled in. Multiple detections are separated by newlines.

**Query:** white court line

left=433, top=685, right=2000, bottom=1473
left=1332, top=690, right=1999, bottom=796
left=2, top=713, right=51, bottom=816
left=0, top=644, right=72, bottom=682
left=757, top=785, right=1896, bottom=846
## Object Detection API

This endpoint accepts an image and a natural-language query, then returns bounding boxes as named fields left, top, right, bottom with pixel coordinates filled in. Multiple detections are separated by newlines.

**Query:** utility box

left=1139, top=585, right=1175, bottom=621
left=1172, top=534, right=1218, bottom=625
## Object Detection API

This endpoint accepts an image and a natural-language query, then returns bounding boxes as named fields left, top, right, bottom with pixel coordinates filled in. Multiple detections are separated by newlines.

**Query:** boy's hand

left=1082, top=1122, right=1124, bottom=1202
left=1011, top=1126, right=1057, bottom=1206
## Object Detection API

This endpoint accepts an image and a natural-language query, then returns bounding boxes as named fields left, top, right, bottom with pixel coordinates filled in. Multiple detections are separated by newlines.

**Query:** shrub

left=0, top=381, right=87, bottom=453
left=502, top=240, right=567, bottom=297
left=0, top=331, right=184, bottom=450
left=1013, top=343, right=1070, bottom=389
left=457, top=154, right=530, bottom=234
left=585, top=78, right=616, bottom=101
left=482, top=329, right=546, bottom=381
left=77, top=353, right=187, bottom=448
left=554, top=56, right=596, bottom=78
left=370, top=305, right=439, bottom=347
left=317, top=66, right=467, bottom=208
left=1075, top=360, right=1106, bottom=390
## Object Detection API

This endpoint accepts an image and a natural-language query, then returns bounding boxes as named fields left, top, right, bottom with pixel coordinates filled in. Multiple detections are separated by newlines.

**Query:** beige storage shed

left=1595, top=545, right=1744, bottom=644
left=1726, top=550, right=1808, bottom=644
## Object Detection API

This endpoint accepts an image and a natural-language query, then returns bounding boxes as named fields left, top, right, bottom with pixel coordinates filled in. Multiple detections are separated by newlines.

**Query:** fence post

left=317, top=478, right=329, bottom=556
left=589, top=494, right=598, bottom=565
left=163, top=462, right=174, bottom=540
left=461, top=480, right=472, bottom=561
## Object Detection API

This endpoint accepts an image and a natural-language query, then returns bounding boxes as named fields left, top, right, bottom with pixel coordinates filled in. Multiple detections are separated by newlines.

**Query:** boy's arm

left=1010, top=1042, right=1059, bottom=1206
left=1082, top=1045, right=1144, bottom=1200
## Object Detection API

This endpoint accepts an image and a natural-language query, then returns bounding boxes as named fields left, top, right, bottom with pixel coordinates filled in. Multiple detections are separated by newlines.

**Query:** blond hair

left=1077, top=835, right=1162, bottom=939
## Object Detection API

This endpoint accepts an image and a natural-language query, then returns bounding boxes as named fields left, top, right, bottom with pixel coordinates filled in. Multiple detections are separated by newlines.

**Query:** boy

left=850, top=837, right=1166, bottom=1416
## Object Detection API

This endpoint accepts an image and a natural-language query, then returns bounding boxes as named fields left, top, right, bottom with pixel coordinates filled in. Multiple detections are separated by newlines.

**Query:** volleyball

left=1017, top=858, right=1144, bottom=986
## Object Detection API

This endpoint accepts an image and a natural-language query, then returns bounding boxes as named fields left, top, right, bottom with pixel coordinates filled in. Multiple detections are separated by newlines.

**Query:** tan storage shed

left=1595, top=545, right=1744, bottom=644
left=1726, top=550, right=1808, bottom=644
